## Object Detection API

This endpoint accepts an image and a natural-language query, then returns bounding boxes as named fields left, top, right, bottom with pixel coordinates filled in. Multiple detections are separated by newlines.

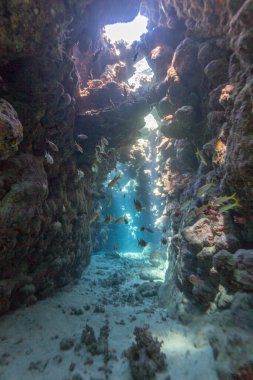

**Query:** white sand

left=0, top=252, right=218, bottom=380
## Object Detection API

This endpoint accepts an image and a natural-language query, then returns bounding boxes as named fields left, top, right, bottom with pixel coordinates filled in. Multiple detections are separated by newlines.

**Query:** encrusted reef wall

left=139, top=0, right=253, bottom=321
left=0, top=0, right=148, bottom=314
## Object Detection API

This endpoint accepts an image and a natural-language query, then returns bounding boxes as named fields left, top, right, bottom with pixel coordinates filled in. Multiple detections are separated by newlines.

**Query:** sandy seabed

left=0, top=251, right=217, bottom=380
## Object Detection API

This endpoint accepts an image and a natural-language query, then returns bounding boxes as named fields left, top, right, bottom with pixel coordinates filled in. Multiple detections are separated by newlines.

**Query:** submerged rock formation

left=0, top=0, right=253, bottom=369
left=139, top=0, right=253, bottom=317
left=0, top=0, right=146, bottom=313
left=0, top=0, right=253, bottom=378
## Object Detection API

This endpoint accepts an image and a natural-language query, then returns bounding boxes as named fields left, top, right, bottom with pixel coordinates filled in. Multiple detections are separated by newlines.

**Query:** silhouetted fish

left=138, top=239, right=148, bottom=247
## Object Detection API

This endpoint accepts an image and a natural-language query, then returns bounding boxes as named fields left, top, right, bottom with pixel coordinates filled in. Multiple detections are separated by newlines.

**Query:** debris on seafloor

left=125, top=325, right=167, bottom=380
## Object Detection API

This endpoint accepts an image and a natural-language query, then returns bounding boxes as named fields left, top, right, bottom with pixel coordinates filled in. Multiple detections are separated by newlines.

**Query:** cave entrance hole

left=104, top=13, right=148, bottom=45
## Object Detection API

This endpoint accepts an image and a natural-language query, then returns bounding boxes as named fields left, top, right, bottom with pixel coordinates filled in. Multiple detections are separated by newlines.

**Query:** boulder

left=213, top=249, right=253, bottom=291
left=181, top=218, right=214, bottom=253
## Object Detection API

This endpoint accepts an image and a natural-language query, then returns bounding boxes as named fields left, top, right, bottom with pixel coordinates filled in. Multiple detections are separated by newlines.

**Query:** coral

left=0, top=99, right=23, bottom=160
left=125, top=325, right=167, bottom=380
left=232, top=362, right=253, bottom=380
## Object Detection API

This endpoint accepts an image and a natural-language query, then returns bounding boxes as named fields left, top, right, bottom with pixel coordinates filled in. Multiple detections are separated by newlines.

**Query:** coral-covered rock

left=204, top=59, right=229, bottom=89
left=172, top=38, right=203, bottom=89
left=125, top=325, right=167, bottom=380
left=233, top=249, right=253, bottom=291
left=207, top=111, right=226, bottom=136
left=215, top=233, right=241, bottom=253
left=161, top=105, right=199, bottom=139
left=198, top=41, right=227, bottom=67
left=147, top=44, right=174, bottom=80
left=219, top=84, right=235, bottom=109
left=213, top=249, right=253, bottom=291
left=181, top=218, right=214, bottom=254
left=0, top=99, right=23, bottom=160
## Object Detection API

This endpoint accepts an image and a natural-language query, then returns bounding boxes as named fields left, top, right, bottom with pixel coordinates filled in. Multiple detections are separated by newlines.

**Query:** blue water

left=100, top=162, right=164, bottom=253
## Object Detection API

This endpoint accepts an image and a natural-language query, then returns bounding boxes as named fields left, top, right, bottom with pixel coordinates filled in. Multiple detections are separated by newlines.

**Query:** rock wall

left=139, top=0, right=253, bottom=319
left=0, top=0, right=145, bottom=314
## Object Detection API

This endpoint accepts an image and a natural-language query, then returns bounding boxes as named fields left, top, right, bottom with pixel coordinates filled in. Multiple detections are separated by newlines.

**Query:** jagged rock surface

left=0, top=0, right=143, bottom=313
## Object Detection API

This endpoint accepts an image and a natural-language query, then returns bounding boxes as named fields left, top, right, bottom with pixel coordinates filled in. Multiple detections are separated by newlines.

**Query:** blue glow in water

left=98, top=113, right=169, bottom=255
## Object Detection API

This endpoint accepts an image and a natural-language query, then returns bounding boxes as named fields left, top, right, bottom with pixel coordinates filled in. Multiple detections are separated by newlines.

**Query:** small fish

left=218, top=201, right=241, bottom=214
left=195, top=148, right=208, bottom=166
left=205, top=209, right=220, bottom=221
left=189, top=274, right=203, bottom=286
left=180, top=198, right=192, bottom=211
left=77, top=169, right=84, bottom=180
left=123, top=86, right=127, bottom=98
left=140, top=226, right=154, bottom=233
left=155, top=214, right=169, bottom=227
left=161, top=114, right=173, bottom=122
left=46, top=139, right=59, bottom=152
left=115, top=215, right=126, bottom=225
left=91, top=161, right=98, bottom=173
left=124, top=216, right=129, bottom=224
left=104, top=215, right=115, bottom=224
left=213, top=192, right=237, bottom=205
left=107, top=197, right=112, bottom=207
left=90, top=211, right=100, bottom=224
left=138, top=239, right=148, bottom=247
left=109, top=99, right=115, bottom=108
left=197, top=182, right=216, bottom=197
left=44, top=151, right=54, bottom=165
left=74, top=141, right=83, bottom=154
left=77, top=134, right=88, bottom=141
left=95, top=150, right=103, bottom=163
left=101, top=137, right=109, bottom=146
left=100, top=151, right=110, bottom=159
left=133, top=51, right=139, bottom=62
left=205, top=209, right=220, bottom=217
left=108, top=174, right=121, bottom=188
left=185, top=202, right=211, bottom=221
left=96, top=145, right=105, bottom=155
left=134, top=199, right=144, bottom=212
left=92, top=48, right=102, bottom=63
left=160, top=237, right=168, bottom=245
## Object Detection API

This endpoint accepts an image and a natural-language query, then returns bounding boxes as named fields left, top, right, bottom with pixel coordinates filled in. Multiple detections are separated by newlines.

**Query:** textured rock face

left=139, top=0, right=253, bottom=317
left=0, top=0, right=144, bottom=313
left=214, top=249, right=253, bottom=291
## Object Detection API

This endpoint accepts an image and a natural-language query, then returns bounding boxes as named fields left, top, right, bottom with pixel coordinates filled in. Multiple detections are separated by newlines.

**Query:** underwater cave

left=0, top=1, right=253, bottom=379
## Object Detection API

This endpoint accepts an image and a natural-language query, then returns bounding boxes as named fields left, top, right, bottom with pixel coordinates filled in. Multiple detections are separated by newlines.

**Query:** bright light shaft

left=104, top=14, right=148, bottom=44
